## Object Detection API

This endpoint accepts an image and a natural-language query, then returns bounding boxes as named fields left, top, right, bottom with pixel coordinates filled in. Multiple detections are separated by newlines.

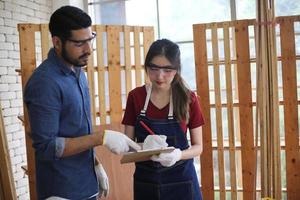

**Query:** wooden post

left=18, top=23, right=40, bottom=200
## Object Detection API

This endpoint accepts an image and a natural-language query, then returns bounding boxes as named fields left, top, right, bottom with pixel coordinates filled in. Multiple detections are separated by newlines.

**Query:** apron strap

left=140, top=84, right=152, bottom=116
left=140, top=84, right=174, bottom=119
left=168, top=91, right=173, bottom=119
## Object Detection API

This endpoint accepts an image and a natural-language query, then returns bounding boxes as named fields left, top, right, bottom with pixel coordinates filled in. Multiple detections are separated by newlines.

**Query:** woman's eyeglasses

left=67, top=32, right=97, bottom=47
left=147, top=63, right=177, bottom=74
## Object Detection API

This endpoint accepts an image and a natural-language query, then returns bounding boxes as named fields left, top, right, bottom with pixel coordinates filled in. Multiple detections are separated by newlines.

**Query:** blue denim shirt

left=24, top=48, right=98, bottom=200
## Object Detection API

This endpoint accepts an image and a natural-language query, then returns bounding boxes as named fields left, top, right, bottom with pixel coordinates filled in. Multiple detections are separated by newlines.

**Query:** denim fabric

left=132, top=86, right=202, bottom=200
left=24, top=48, right=97, bottom=200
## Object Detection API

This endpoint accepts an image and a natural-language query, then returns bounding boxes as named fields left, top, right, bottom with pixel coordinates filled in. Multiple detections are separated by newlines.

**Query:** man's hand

left=95, top=163, right=109, bottom=198
left=103, top=130, right=141, bottom=154
left=151, top=148, right=182, bottom=167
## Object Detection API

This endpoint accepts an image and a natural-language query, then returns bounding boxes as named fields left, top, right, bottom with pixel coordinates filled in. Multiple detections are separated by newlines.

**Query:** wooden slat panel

left=234, top=21, right=256, bottom=200
left=107, top=26, right=122, bottom=122
left=211, top=25, right=226, bottom=200
left=223, top=24, right=237, bottom=200
left=193, top=24, right=214, bottom=200
left=95, top=25, right=107, bottom=124
left=279, top=17, right=300, bottom=200
left=0, top=105, right=17, bottom=200
left=40, top=24, right=50, bottom=61
left=18, top=23, right=154, bottom=200
left=134, top=26, right=142, bottom=86
left=18, top=23, right=39, bottom=200
left=124, top=26, right=132, bottom=96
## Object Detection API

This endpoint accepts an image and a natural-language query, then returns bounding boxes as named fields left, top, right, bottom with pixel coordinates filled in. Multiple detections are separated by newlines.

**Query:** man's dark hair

left=49, top=6, right=92, bottom=40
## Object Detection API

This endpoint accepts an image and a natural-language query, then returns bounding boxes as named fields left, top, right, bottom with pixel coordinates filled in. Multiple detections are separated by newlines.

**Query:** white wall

left=0, top=0, right=52, bottom=199
left=52, top=0, right=86, bottom=12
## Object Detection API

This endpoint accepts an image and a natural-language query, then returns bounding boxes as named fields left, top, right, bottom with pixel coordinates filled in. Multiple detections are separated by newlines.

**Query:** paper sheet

left=120, top=147, right=175, bottom=164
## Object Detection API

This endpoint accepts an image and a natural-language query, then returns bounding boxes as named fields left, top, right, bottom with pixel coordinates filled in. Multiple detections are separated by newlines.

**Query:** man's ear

left=52, top=36, right=62, bottom=50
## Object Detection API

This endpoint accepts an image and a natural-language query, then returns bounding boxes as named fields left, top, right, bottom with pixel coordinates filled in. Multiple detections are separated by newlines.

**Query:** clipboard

left=120, top=147, right=175, bottom=164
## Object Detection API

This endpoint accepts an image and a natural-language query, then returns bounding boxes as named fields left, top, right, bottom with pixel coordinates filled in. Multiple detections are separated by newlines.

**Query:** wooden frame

left=193, top=15, right=300, bottom=200
left=18, top=23, right=154, bottom=200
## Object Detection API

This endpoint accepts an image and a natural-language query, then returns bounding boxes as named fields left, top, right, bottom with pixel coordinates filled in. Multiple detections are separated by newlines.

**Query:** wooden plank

left=95, top=25, right=107, bottom=125
left=211, top=25, right=226, bottom=200
left=0, top=104, right=17, bottom=200
left=40, top=24, right=50, bottom=61
left=142, top=27, right=154, bottom=84
left=223, top=24, right=237, bottom=200
left=87, top=49, right=96, bottom=125
left=279, top=17, right=300, bottom=200
left=193, top=24, right=214, bottom=200
left=193, top=20, right=255, bottom=29
left=124, top=26, right=132, bottom=96
left=134, top=26, right=142, bottom=86
left=142, top=27, right=154, bottom=60
left=107, top=26, right=122, bottom=122
left=234, top=21, right=256, bottom=200
left=18, top=23, right=38, bottom=200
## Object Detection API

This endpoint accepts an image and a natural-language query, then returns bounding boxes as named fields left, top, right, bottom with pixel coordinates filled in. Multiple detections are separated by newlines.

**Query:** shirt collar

left=48, top=48, right=77, bottom=76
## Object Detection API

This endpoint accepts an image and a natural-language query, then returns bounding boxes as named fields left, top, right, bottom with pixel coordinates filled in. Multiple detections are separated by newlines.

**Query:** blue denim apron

left=133, top=85, right=202, bottom=200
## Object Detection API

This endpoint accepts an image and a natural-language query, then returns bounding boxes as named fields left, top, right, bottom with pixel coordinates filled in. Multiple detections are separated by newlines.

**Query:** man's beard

left=61, top=46, right=90, bottom=67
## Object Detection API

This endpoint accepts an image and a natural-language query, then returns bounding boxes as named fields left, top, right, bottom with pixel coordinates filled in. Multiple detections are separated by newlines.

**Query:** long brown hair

left=145, top=39, right=191, bottom=121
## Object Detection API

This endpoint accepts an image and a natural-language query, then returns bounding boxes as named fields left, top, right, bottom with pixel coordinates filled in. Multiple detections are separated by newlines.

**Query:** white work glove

left=143, top=135, right=168, bottom=150
left=103, top=130, right=141, bottom=154
left=95, top=163, right=109, bottom=198
left=151, top=148, right=182, bottom=167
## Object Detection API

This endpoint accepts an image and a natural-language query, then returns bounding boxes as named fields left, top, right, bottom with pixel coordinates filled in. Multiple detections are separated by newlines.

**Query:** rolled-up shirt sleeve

left=24, top=74, right=63, bottom=161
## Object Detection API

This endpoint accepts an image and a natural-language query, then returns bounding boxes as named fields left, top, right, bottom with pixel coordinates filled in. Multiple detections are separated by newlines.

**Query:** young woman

left=122, top=39, right=204, bottom=200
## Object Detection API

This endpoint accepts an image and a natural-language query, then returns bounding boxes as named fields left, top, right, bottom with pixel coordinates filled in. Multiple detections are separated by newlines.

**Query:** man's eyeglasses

left=67, top=32, right=97, bottom=47
left=147, top=63, right=177, bottom=74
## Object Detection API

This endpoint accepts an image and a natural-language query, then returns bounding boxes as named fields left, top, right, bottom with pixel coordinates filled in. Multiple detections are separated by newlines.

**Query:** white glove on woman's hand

left=103, top=130, right=141, bottom=154
left=143, top=135, right=168, bottom=150
left=95, top=163, right=109, bottom=198
left=151, top=148, right=182, bottom=167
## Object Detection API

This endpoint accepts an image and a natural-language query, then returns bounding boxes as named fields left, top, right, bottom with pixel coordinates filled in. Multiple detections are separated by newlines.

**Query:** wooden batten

left=223, top=24, right=238, bottom=200
left=211, top=24, right=226, bottom=200
left=142, top=27, right=154, bottom=59
left=134, top=26, right=142, bottom=86
left=40, top=24, right=50, bottom=61
left=235, top=21, right=256, bottom=200
left=193, top=24, right=214, bottom=200
left=87, top=51, right=97, bottom=125
left=107, top=25, right=123, bottom=123
left=18, top=23, right=38, bottom=200
left=124, top=26, right=132, bottom=97
left=95, top=25, right=107, bottom=124
left=142, top=27, right=154, bottom=84
left=279, top=18, right=300, bottom=200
